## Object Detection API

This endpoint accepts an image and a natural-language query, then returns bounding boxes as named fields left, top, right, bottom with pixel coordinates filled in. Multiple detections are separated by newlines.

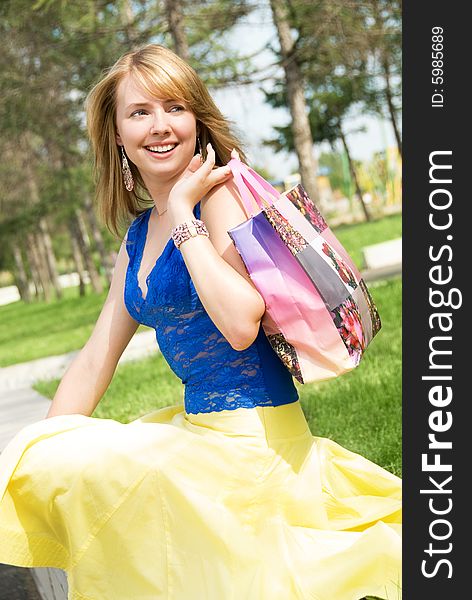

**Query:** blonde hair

left=85, top=44, right=247, bottom=238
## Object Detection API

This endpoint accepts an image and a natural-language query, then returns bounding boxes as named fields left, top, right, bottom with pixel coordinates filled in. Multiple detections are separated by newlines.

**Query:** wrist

left=171, top=219, right=209, bottom=249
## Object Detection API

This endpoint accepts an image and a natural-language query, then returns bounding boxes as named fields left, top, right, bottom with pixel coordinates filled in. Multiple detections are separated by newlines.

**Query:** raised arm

left=166, top=148, right=266, bottom=351
left=45, top=235, right=139, bottom=418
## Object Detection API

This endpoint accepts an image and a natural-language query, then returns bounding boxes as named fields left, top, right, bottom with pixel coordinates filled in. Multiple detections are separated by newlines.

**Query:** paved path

left=0, top=564, right=42, bottom=600
left=0, top=329, right=158, bottom=453
left=0, top=388, right=52, bottom=455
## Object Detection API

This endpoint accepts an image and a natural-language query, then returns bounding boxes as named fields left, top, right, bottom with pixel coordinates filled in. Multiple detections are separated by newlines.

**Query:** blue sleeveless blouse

left=123, top=201, right=299, bottom=414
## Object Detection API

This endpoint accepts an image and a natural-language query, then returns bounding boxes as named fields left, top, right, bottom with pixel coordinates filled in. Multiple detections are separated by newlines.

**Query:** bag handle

left=228, top=167, right=260, bottom=217
left=227, top=158, right=280, bottom=217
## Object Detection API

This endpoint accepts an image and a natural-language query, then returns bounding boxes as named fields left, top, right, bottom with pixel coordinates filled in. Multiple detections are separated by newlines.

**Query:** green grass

left=0, top=213, right=401, bottom=367
left=35, top=351, right=179, bottom=424
left=35, top=277, right=402, bottom=477
left=334, top=212, right=402, bottom=268
left=297, top=276, right=402, bottom=476
left=0, top=285, right=107, bottom=367
left=0, top=285, right=146, bottom=367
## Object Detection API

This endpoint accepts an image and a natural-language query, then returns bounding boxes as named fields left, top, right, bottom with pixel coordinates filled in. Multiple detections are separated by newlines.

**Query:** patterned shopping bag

left=227, top=158, right=381, bottom=384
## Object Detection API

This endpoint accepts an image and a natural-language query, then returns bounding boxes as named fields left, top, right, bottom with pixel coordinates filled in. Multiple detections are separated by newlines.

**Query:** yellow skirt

left=0, top=401, right=401, bottom=600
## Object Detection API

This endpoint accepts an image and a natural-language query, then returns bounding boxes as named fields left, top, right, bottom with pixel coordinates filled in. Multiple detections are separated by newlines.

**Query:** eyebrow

left=126, top=102, right=150, bottom=109
left=125, top=99, right=183, bottom=110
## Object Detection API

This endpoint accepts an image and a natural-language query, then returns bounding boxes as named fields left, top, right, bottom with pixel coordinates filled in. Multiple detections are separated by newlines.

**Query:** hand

left=168, top=143, right=232, bottom=216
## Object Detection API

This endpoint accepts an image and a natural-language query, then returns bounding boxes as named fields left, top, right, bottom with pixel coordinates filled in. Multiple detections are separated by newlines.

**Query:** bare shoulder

left=200, top=178, right=248, bottom=226
left=200, top=178, right=252, bottom=276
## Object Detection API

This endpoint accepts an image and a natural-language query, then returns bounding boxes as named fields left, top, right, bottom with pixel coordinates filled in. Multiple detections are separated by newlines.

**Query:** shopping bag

left=226, top=158, right=381, bottom=384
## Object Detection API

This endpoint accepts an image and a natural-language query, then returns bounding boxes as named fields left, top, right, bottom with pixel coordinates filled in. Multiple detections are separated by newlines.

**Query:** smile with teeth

left=146, top=144, right=177, bottom=153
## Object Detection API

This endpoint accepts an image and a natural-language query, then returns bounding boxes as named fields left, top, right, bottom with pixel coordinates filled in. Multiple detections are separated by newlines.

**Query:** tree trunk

left=269, top=0, right=320, bottom=205
left=165, top=0, right=189, bottom=61
left=21, top=138, right=52, bottom=299
left=68, top=221, right=87, bottom=297
left=72, top=209, right=103, bottom=294
left=382, top=57, right=402, bottom=159
left=24, top=242, right=41, bottom=299
left=34, top=230, right=55, bottom=302
left=368, top=0, right=402, bottom=159
left=25, top=243, right=42, bottom=299
left=339, top=126, right=371, bottom=222
left=12, top=242, right=32, bottom=303
left=26, top=232, right=49, bottom=300
left=83, top=195, right=114, bottom=285
left=38, top=217, right=63, bottom=299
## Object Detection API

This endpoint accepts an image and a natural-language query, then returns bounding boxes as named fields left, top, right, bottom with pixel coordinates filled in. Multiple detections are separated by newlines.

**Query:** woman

left=0, top=44, right=401, bottom=599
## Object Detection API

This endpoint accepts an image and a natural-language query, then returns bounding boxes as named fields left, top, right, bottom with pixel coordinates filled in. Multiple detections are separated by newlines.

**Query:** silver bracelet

left=171, top=219, right=209, bottom=249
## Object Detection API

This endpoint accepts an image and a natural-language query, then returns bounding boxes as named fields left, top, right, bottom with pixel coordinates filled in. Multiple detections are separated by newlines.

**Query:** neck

left=154, top=206, right=168, bottom=217
left=143, top=178, right=181, bottom=215
left=141, top=165, right=187, bottom=213
left=147, top=183, right=171, bottom=216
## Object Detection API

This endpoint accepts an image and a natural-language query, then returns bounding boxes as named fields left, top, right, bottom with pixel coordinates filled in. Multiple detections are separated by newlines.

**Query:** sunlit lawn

left=334, top=211, right=401, bottom=268
left=0, top=285, right=147, bottom=367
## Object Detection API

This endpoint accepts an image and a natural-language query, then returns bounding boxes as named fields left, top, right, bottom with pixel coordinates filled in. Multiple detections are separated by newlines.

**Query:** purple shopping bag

left=226, top=159, right=381, bottom=384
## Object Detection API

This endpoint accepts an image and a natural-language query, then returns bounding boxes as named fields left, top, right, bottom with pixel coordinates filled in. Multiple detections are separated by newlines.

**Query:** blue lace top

left=123, top=201, right=299, bottom=414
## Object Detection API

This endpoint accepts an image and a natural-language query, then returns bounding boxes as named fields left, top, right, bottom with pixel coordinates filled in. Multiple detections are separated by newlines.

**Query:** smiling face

left=115, top=74, right=198, bottom=195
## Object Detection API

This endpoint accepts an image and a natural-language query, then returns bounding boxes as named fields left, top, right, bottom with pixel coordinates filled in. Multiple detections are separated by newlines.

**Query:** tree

left=362, top=0, right=402, bottom=157
left=265, top=76, right=372, bottom=220
left=268, top=0, right=320, bottom=204
left=165, top=0, right=189, bottom=60
left=261, top=0, right=400, bottom=219
left=4, top=0, right=339, bottom=301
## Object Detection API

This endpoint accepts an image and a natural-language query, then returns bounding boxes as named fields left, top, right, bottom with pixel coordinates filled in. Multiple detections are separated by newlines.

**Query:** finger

left=184, top=154, right=203, bottom=177
left=207, top=165, right=233, bottom=188
left=231, top=148, right=240, bottom=160
left=201, top=143, right=216, bottom=175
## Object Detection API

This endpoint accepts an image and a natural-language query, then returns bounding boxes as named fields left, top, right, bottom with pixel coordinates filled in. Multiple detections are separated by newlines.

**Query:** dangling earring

left=121, top=146, right=134, bottom=192
left=197, top=136, right=203, bottom=164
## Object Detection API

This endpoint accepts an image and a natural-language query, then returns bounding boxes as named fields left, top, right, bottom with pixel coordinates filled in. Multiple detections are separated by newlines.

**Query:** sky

left=210, top=5, right=398, bottom=180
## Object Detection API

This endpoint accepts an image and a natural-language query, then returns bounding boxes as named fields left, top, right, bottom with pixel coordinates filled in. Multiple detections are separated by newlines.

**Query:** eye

left=169, top=105, right=185, bottom=112
left=130, top=109, right=148, bottom=117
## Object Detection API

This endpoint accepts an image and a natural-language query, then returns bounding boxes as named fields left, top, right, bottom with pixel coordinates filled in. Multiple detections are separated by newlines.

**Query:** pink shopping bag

left=227, top=158, right=381, bottom=384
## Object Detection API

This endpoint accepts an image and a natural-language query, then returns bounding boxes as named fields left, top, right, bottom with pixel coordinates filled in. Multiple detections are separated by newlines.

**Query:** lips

left=144, top=143, right=178, bottom=159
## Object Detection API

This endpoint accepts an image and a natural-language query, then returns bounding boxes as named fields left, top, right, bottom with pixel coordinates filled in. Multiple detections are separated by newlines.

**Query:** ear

left=116, top=131, right=123, bottom=145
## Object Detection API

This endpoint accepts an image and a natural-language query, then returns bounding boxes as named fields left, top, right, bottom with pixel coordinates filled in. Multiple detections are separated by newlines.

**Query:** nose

left=149, top=108, right=171, bottom=136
